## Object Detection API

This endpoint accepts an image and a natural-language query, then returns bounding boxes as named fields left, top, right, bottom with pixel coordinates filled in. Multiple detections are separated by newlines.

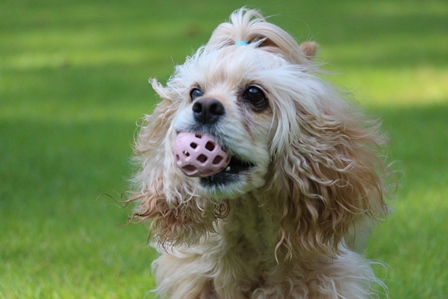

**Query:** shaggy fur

left=128, top=8, right=391, bottom=299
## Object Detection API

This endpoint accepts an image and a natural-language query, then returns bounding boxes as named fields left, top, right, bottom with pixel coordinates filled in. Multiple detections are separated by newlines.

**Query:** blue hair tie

left=234, top=40, right=248, bottom=46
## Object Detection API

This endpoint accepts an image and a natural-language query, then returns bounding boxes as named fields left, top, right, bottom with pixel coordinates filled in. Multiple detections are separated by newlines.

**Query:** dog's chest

left=216, top=197, right=279, bottom=272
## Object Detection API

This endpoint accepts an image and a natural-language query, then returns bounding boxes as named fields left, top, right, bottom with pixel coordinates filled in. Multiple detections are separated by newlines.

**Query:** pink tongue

left=173, top=132, right=231, bottom=177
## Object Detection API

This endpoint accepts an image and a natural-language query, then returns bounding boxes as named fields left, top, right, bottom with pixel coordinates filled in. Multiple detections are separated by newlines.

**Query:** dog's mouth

left=173, top=131, right=256, bottom=186
left=200, top=156, right=255, bottom=187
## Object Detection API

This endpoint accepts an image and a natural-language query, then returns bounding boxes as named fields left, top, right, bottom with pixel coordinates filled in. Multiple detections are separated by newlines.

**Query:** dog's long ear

left=127, top=80, right=221, bottom=246
left=269, top=94, right=389, bottom=258
left=127, top=179, right=219, bottom=247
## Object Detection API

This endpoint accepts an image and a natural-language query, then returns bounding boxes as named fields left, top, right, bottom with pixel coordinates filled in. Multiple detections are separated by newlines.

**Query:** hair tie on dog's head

left=234, top=40, right=248, bottom=46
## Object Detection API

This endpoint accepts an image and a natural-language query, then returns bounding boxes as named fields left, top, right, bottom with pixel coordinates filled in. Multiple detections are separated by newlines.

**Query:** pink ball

left=173, top=132, right=231, bottom=177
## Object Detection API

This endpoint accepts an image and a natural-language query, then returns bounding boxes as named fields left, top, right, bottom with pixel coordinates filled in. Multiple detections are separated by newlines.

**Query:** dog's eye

left=243, top=86, right=268, bottom=110
left=190, top=88, right=203, bottom=101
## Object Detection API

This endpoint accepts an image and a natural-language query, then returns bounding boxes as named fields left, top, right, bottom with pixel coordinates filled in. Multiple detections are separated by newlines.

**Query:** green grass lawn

left=1, top=0, right=447, bottom=298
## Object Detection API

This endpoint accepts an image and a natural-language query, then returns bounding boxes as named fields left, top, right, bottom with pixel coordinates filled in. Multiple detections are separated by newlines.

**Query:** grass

left=1, top=0, right=447, bottom=298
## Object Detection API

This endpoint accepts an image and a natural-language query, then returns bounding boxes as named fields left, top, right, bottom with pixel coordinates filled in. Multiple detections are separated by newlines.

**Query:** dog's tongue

left=173, top=132, right=231, bottom=177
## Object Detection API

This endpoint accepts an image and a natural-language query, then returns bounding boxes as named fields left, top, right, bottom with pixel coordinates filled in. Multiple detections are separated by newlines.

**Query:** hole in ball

left=205, top=141, right=215, bottom=151
left=182, top=165, right=197, bottom=174
left=197, top=154, right=208, bottom=163
left=212, top=156, right=223, bottom=165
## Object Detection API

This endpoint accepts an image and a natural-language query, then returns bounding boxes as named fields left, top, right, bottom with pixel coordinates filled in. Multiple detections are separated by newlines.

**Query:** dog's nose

left=192, top=98, right=225, bottom=124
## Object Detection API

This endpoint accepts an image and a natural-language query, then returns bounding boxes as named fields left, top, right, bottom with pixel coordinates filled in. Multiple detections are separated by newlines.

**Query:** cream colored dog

left=128, top=8, right=390, bottom=299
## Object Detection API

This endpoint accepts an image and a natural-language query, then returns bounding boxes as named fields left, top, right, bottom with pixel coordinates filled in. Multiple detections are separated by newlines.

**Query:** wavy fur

left=127, top=8, right=391, bottom=298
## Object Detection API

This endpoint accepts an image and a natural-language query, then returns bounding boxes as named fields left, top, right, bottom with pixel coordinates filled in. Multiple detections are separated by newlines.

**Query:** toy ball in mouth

left=173, top=132, right=231, bottom=177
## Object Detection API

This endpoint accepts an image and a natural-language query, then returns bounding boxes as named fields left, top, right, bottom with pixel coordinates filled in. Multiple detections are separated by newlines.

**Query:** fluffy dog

left=128, top=8, right=390, bottom=299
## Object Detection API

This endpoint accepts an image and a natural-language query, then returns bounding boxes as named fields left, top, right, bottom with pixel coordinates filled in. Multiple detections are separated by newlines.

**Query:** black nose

left=192, top=98, right=225, bottom=124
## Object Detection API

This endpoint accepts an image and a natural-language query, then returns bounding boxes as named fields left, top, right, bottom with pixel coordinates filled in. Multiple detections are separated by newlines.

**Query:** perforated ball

left=173, top=132, right=231, bottom=177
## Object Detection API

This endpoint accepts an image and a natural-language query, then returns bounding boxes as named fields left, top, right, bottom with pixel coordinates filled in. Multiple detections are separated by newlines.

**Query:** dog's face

left=147, top=38, right=321, bottom=201
left=169, top=46, right=283, bottom=198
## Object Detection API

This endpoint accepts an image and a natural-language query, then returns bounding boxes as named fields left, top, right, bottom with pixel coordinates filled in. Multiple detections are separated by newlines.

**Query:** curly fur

left=127, top=8, right=391, bottom=298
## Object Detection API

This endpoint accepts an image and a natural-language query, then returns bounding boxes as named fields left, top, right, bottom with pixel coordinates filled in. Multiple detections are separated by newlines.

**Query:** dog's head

left=137, top=9, right=320, bottom=199
left=129, top=8, right=389, bottom=252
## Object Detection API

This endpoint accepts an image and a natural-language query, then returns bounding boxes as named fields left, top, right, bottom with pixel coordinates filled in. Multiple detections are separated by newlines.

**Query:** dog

left=127, top=8, right=391, bottom=299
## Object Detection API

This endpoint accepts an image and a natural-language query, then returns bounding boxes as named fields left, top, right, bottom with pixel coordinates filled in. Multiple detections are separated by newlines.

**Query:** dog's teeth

left=226, top=166, right=230, bottom=172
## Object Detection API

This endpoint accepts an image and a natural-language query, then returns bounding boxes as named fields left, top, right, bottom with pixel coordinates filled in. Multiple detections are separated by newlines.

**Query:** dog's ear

left=127, top=178, right=219, bottom=247
left=269, top=99, right=389, bottom=258
left=300, top=41, right=318, bottom=60
left=127, top=80, right=222, bottom=246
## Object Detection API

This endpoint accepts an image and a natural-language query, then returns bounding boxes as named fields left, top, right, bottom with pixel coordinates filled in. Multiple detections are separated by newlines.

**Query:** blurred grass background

left=1, top=0, right=447, bottom=298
